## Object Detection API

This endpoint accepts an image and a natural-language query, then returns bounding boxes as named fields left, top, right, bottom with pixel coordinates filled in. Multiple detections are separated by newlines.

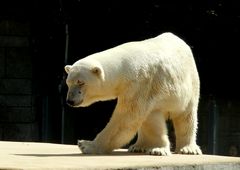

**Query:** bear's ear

left=91, top=67, right=101, bottom=75
left=64, top=65, right=72, bottom=74
left=91, top=66, right=105, bottom=80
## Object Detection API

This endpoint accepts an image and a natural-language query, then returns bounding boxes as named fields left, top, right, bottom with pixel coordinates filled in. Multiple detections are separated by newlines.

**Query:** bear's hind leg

left=128, top=111, right=171, bottom=156
left=172, top=110, right=202, bottom=155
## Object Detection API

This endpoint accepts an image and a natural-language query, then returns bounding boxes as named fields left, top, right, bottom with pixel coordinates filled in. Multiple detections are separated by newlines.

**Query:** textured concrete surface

left=0, top=141, right=240, bottom=170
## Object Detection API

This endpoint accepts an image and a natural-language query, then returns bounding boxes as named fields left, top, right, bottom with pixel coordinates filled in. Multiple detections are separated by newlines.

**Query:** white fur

left=65, top=32, right=202, bottom=155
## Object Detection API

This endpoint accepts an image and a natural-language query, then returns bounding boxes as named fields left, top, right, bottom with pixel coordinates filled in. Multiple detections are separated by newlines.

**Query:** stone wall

left=0, top=13, right=239, bottom=156
left=198, top=96, right=240, bottom=156
left=0, top=19, right=39, bottom=141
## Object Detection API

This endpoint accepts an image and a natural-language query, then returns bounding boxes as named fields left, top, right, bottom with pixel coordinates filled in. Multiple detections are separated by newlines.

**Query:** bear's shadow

left=14, top=151, right=145, bottom=157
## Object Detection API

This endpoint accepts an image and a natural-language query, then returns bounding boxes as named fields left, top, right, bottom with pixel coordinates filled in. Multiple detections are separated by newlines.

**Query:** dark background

left=32, top=0, right=240, bottom=97
left=0, top=0, right=240, bottom=155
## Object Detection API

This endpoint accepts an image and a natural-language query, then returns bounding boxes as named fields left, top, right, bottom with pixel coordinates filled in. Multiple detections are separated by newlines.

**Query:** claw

left=179, top=145, right=202, bottom=155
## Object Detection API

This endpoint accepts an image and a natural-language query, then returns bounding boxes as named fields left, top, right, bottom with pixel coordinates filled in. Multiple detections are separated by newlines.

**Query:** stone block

left=6, top=47, right=32, bottom=78
left=0, top=107, right=34, bottom=123
left=228, top=100, right=240, bottom=116
left=197, top=115, right=207, bottom=133
left=0, top=36, right=29, bottom=47
left=0, top=48, right=4, bottom=77
left=0, top=20, right=30, bottom=36
left=198, top=97, right=210, bottom=116
left=0, top=143, right=240, bottom=170
left=0, top=126, right=2, bottom=140
left=218, top=116, right=230, bottom=132
left=230, top=116, right=240, bottom=131
left=2, top=123, right=39, bottom=141
left=0, top=95, right=32, bottom=107
left=0, top=79, right=32, bottom=94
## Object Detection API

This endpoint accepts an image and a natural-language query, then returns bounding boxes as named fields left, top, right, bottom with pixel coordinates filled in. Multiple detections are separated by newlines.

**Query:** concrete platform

left=0, top=141, right=240, bottom=170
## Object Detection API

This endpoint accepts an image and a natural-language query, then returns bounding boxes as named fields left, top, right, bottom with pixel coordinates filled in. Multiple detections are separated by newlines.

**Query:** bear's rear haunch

left=64, top=32, right=202, bottom=155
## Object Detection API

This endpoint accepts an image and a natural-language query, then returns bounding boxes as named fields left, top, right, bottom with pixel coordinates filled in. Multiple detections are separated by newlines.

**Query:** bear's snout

left=66, top=97, right=84, bottom=107
left=66, top=99, right=75, bottom=106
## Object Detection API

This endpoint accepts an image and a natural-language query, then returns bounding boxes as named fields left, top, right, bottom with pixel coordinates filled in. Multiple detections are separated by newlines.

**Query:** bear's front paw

left=146, top=147, right=172, bottom=156
left=179, top=145, right=202, bottom=155
left=78, top=140, right=98, bottom=154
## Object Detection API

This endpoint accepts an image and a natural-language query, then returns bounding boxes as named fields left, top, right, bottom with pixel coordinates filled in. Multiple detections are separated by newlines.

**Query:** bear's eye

left=77, top=80, right=85, bottom=86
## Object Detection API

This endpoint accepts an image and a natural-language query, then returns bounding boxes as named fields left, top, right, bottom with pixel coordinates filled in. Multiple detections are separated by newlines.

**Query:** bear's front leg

left=78, top=99, right=145, bottom=154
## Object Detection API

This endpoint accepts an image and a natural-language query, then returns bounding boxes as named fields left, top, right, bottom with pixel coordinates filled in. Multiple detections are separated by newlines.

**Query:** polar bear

left=64, top=32, right=202, bottom=155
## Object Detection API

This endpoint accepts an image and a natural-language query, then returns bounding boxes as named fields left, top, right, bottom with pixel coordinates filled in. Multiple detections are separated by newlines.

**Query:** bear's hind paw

left=128, top=145, right=171, bottom=156
left=128, top=145, right=147, bottom=153
left=146, top=147, right=171, bottom=156
left=179, top=145, right=202, bottom=155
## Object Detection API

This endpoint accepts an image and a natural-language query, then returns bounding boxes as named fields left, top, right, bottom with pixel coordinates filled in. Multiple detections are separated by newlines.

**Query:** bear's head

left=64, top=62, right=105, bottom=107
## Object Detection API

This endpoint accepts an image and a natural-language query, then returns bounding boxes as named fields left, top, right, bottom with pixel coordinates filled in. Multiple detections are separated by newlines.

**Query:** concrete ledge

left=0, top=141, right=239, bottom=170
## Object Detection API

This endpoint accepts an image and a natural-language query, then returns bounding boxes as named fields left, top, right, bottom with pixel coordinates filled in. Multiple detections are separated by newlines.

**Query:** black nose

left=66, top=99, right=74, bottom=106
